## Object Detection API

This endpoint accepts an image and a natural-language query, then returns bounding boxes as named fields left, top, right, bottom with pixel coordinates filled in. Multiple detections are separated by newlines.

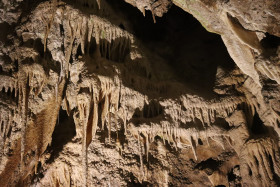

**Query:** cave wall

left=0, top=0, right=280, bottom=186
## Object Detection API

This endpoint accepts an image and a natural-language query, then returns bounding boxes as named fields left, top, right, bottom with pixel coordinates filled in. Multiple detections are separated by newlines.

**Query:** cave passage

left=108, top=0, right=235, bottom=98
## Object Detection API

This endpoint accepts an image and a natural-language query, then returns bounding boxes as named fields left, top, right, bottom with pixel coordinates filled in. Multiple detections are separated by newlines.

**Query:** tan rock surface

left=0, top=0, right=280, bottom=186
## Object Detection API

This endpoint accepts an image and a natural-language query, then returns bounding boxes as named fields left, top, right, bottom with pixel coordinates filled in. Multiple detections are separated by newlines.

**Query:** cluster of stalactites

left=70, top=71, right=253, bottom=173
left=61, top=11, right=134, bottom=77
left=70, top=75, right=123, bottom=141
left=164, top=96, right=248, bottom=126
left=0, top=76, right=18, bottom=103
left=130, top=121, right=232, bottom=162
left=0, top=106, right=19, bottom=143
left=17, top=64, right=46, bottom=172
left=240, top=137, right=280, bottom=186
left=72, top=75, right=127, bottom=186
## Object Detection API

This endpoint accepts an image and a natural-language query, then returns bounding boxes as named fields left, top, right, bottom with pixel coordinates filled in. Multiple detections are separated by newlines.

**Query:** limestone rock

left=0, top=0, right=280, bottom=186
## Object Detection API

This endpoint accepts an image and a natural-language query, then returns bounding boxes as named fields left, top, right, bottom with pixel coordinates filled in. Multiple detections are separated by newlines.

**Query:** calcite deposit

left=0, top=0, right=280, bottom=186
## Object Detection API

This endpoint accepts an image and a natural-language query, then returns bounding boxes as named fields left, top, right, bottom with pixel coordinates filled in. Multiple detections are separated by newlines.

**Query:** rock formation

left=0, top=0, right=280, bottom=186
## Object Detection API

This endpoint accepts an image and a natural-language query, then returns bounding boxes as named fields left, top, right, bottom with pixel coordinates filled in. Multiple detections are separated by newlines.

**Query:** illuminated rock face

left=0, top=0, right=280, bottom=186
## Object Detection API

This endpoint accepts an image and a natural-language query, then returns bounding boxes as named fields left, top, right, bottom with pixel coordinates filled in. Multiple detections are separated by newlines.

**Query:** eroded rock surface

left=0, top=0, right=280, bottom=186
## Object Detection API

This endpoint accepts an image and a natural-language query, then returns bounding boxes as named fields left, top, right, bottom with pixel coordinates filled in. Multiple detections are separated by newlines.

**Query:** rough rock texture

left=0, top=0, right=280, bottom=186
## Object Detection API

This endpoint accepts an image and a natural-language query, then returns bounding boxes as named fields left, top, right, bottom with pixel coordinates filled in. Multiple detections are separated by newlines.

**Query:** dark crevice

left=261, top=32, right=280, bottom=57
left=227, top=165, right=242, bottom=186
left=34, top=38, right=45, bottom=58
left=0, top=22, right=11, bottom=42
left=75, top=44, right=83, bottom=59
left=46, top=108, right=76, bottom=164
left=60, top=24, right=64, bottom=37
left=251, top=112, right=267, bottom=135
left=268, top=154, right=280, bottom=183
left=198, top=138, right=203, bottom=145
left=127, top=173, right=151, bottom=187
left=0, top=55, right=16, bottom=75
left=195, top=158, right=222, bottom=176
left=119, top=23, right=125, bottom=30
left=261, top=33, right=280, bottom=49
left=143, top=100, right=163, bottom=118
left=87, top=37, right=97, bottom=58
left=132, top=100, right=163, bottom=119
left=248, top=167, right=252, bottom=176
left=1, top=121, right=4, bottom=133
left=0, top=84, right=19, bottom=105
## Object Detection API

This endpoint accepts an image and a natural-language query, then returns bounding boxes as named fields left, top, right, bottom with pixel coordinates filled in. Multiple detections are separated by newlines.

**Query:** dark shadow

left=195, top=158, right=222, bottom=176
left=46, top=108, right=76, bottom=164
left=108, top=0, right=235, bottom=99
left=0, top=22, right=11, bottom=42
left=126, top=170, right=152, bottom=186
left=261, top=33, right=280, bottom=49
left=261, top=32, right=280, bottom=57
left=251, top=112, right=267, bottom=135
left=99, top=37, right=131, bottom=62
left=227, top=165, right=242, bottom=187
left=132, top=100, right=163, bottom=119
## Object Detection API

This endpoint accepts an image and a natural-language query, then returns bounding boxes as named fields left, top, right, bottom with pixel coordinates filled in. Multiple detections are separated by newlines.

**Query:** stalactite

left=210, top=136, right=225, bottom=150
left=91, top=98, right=98, bottom=139
left=256, top=61, right=280, bottom=85
left=77, top=94, right=90, bottom=187
left=189, top=135, right=198, bottom=160
left=80, top=17, right=87, bottom=55
left=43, top=0, right=58, bottom=53
left=124, top=107, right=127, bottom=135
left=101, top=94, right=109, bottom=130
left=96, top=0, right=101, bottom=9
left=65, top=94, right=71, bottom=116
left=138, top=131, right=144, bottom=182
left=224, top=135, right=233, bottom=148
left=141, top=7, right=145, bottom=17
left=7, top=2, right=280, bottom=186
left=108, top=109, right=111, bottom=144
left=223, top=12, right=263, bottom=53
left=145, top=133, right=149, bottom=162
left=18, top=73, right=31, bottom=173
left=151, top=9, right=156, bottom=24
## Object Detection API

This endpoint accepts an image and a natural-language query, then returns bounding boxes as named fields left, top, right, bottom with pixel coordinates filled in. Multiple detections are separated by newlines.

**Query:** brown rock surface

left=0, top=0, right=280, bottom=186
